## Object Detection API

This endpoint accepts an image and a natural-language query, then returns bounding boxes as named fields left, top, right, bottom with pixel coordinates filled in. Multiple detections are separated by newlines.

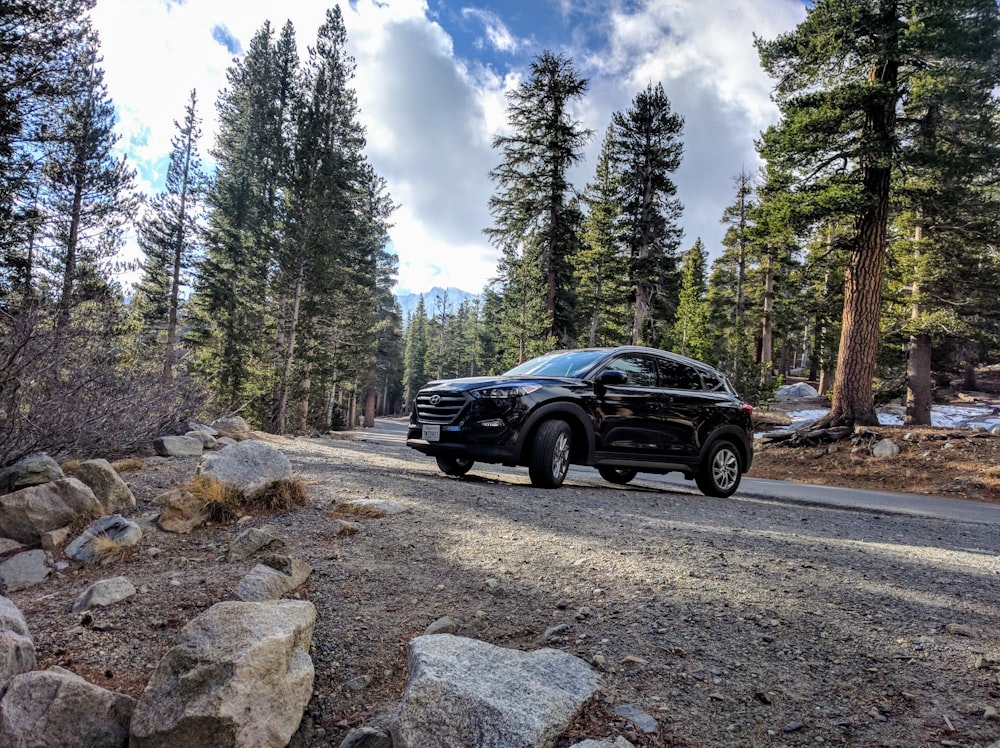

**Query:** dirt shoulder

left=7, top=432, right=1000, bottom=748
left=749, top=395, right=1000, bottom=505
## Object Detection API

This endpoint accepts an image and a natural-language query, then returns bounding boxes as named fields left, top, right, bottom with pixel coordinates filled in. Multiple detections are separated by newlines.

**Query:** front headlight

left=470, top=385, right=541, bottom=399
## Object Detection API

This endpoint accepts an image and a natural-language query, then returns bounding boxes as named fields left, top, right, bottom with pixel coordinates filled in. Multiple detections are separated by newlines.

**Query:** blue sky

left=91, top=0, right=807, bottom=295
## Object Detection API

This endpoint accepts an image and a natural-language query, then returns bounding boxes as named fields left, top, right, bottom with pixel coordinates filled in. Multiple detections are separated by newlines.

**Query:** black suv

left=406, top=346, right=754, bottom=496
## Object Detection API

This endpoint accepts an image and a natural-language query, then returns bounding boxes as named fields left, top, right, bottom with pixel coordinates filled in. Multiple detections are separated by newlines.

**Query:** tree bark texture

left=905, top=333, right=932, bottom=425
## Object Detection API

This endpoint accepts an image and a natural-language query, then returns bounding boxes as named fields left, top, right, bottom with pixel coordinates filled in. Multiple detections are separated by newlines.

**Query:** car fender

left=517, top=402, right=596, bottom=462
left=698, top=425, right=752, bottom=470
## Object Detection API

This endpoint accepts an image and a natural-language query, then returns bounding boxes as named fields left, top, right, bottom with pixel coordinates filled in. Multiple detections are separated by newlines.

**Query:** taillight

left=742, top=403, right=754, bottom=416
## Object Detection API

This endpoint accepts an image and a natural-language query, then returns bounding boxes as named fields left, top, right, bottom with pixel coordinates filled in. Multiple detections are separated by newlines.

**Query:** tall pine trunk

left=815, top=52, right=898, bottom=429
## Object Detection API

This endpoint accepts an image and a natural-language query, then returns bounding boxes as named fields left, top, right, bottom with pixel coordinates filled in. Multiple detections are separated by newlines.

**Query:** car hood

left=421, top=375, right=580, bottom=392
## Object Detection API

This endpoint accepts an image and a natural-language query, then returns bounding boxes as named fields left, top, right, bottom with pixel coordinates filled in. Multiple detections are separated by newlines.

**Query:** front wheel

left=528, top=420, right=571, bottom=488
left=598, top=466, right=637, bottom=485
left=695, top=441, right=742, bottom=498
left=436, top=456, right=474, bottom=476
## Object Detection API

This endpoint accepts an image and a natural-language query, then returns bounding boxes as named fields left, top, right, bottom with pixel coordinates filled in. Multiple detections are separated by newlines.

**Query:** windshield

left=503, top=350, right=609, bottom=379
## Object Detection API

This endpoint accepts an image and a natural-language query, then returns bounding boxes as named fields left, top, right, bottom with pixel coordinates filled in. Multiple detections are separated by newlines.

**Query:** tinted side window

left=701, top=369, right=723, bottom=391
left=606, top=355, right=658, bottom=387
left=659, top=359, right=703, bottom=390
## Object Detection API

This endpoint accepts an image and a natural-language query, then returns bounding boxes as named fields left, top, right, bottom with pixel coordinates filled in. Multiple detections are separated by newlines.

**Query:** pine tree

left=0, top=0, right=95, bottom=301
left=403, top=296, right=431, bottom=405
left=611, top=83, right=684, bottom=346
left=671, top=239, right=711, bottom=360
left=36, top=23, right=137, bottom=319
left=132, top=89, right=206, bottom=383
left=885, top=19, right=1000, bottom=424
left=487, top=51, right=591, bottom=354
left=189, top=21, right=293, bottom=417
left=576, top=126, right=630, bottom=346
left=756, top=0, right=1000, bottom=429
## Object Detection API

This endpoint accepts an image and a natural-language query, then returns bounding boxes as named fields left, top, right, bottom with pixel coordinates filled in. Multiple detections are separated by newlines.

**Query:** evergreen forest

left=3, top=1, right=1000, bottom=466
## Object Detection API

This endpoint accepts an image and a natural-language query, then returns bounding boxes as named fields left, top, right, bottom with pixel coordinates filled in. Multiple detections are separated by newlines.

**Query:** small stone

left=984, top=705, right=998, bottom=720
left=783, top=721, right=805, bottom=732
left=424, top=616, right=457, bottom=635
left=344, top=674, right=371, bottom=691
left=944, top=623, right=977, bottom=638
left=541, top=623, right=569, bottom=641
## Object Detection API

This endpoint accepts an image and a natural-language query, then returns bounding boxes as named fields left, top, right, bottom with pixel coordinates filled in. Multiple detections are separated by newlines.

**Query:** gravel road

left=14, top=424, right=1000, bottom=748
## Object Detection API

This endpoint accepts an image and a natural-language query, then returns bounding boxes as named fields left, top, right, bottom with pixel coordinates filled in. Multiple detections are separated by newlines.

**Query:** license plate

left=422, top=424, right=441, bottom=441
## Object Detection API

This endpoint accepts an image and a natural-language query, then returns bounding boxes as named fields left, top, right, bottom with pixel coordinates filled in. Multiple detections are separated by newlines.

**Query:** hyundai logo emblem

left=429, top=394, right=442, bottom=405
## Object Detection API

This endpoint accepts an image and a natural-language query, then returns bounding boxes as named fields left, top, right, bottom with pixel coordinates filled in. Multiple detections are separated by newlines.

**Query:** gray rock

left=73, top=459, right=136, bottom=514
left=344, top=498, right=407, bottom=515
left=217, top=436, right=239, bottom=448
left=188, top=421, right=219, bottom=437
left=72, top=576, right=137, bottom=615
left=154, top=488, right=210, bottom=534
left=129, top=600, right=315, bottom=748
left=0, top=453, right=64, bottom=495
left=227, top=527, right=283, bottom=562
left=65, top=515, right=142, bottom=564
left=185, top=429, right=218, bottom=449
left=871, top=439, right=900, bottom=458
left=211, top=416, right=251, bottom=434
left=424, top=616, right=458, bottom=635
left=991, top=424, right=1000, bottom=436
left=232, top=555, right=312, bottom=602
left=0, top=478, right=103, bottom=544
left=614, top=702, right=659, bottom=733
left=390, top=634, right=600, bottom=748
left=0, top=550, right=50, bottom=593
left=0, top=538, right=26, bottom=555
left=0, top=666, right=135, bottom=748
left=0, top=595, right=35, bottom=689
left=570, top=740, right=635, bottom=748
left=153, top=435, right=203, bottom=457
left=198, top=440, right=292, bottom=500
left=338, top=726, right=393, bottom=748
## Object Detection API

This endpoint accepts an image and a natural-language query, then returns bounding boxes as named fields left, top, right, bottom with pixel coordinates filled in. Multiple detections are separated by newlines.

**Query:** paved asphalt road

left=360, top=418, right=1000, bottom=527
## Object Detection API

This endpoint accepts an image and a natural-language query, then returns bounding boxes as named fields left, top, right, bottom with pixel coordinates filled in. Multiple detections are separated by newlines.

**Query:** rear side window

left=701, top=369, right=724, bottom=391
left=659, top=359, right=703, bottom=390
left=606, top=355, right=658, bottom=387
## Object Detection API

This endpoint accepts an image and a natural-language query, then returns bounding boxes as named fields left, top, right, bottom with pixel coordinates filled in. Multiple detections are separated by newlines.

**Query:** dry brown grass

left=184, top=475, right=244, bottom=522
left=183, top=475, right=308, bottom=520
left=327, top=501, right=387, bottom=519
left=110, top=456, right=145, bottom=473
left=252, top=478, right=309, bottom=511
left=88, top=535, right=136, bottom=566
left=60, top=459, right=83, bottom=474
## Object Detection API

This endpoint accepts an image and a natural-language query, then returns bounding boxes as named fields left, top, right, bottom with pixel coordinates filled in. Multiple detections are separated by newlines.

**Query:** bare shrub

left=0, top=303, right=207, bottom=467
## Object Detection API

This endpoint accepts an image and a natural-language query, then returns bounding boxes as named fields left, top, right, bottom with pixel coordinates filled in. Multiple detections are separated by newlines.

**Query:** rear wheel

left=436, top=456, right=474, bottom=476
left=598, top=466, right=637, bottom=485
left=528, top=420, right=571, bottom=488
left=695, top=440, right=742, bottom=498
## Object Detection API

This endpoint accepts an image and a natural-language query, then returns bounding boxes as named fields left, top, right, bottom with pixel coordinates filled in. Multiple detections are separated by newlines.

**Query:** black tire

left=528, top=420, right=571, bottom=488
left=695, top=440, right=742, bottom=498
left=436, top=456, right=474, bottom=476
left=598, top=466, right=637, bottom=485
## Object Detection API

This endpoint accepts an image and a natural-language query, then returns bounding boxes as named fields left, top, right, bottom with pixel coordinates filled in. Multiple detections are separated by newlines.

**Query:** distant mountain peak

left=395, top=286, right=478, bottom=323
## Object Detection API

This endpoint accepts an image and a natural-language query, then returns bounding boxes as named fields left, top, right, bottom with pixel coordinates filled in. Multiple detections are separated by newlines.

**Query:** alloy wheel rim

left=552, top=433, right=570, bottom=478
left=713, top=448, right=738, bottom=490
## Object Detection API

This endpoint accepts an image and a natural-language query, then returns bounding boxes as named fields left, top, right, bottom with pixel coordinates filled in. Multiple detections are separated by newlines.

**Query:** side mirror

left=594, top=369, right=627, bottom=397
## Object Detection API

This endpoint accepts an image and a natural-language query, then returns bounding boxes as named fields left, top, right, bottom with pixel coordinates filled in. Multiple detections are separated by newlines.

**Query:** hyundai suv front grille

left=416, top=391, right=467, bottom=424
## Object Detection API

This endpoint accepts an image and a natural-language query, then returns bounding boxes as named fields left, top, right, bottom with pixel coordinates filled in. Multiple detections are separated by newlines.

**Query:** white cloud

left=90, top=0, right=806, bottom=295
